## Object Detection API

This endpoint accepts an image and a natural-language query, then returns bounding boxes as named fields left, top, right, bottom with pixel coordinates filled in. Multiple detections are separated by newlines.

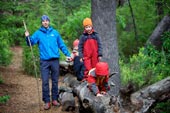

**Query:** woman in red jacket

left=87, top=62, right=110, bottom=97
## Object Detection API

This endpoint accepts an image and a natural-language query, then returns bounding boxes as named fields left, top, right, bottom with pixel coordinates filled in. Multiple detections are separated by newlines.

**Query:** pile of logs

left=58, top=70, right=170, bottom=113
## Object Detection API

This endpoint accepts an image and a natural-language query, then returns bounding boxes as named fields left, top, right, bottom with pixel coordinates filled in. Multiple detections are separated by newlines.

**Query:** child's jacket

left=78, top=32, right=102, bottom=59
left=87, top=68, right=110, bottom=95
left=78, top=31, right=103, bottom=73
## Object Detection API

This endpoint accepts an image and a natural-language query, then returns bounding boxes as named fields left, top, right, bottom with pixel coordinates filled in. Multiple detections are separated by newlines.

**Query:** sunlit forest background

left=0, top=0, right=169, bottom=112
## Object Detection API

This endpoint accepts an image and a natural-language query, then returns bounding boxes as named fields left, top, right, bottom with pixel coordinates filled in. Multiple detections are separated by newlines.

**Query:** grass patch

left=0, top=95, right=10, bottom=103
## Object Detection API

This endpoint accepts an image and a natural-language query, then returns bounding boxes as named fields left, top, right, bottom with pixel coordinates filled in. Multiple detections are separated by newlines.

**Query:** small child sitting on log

left=70, top=39, right=79, bottom=60
left=87, top=62, right=110, bottom=97
left=71, top=39, right=85, bottom=81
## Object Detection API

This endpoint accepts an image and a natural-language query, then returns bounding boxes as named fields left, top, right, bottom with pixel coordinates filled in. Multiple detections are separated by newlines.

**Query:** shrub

left=0, top=95, right=10, bottom=103
left=60, top=4, right=90, bottom=47
left=120, top=33, right=170, bottom=90
left=0, top=30, right=12, bottom=66
left=151, top=101, right=170, bottom=113
left=116, top=0, right=157, bottom=58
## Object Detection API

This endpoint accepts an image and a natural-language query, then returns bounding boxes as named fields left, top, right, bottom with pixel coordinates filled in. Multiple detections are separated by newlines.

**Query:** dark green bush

left=151, top=101, right=170, bottom=113
left=0, top=31, right=12, bottom=66
left=116, top=0, right=157, bottom=58
left=120, top=32, right=170, bottom=89
left=60, top=4, right=90, bottom=47
left=0, top=95, right=10, bottom=103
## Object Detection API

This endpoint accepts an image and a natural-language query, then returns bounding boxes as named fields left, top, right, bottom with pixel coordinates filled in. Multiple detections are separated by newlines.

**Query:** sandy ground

left=0, top=46, right=75, bottom=113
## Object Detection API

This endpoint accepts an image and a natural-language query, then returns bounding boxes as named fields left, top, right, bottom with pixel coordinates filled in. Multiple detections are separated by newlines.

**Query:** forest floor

left=0, top=46, right=75, bottom=113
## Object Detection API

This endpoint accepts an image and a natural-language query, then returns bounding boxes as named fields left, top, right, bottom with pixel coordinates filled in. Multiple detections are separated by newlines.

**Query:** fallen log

left=128, top=77, right=170, bottom=113
left=73, top=81, right=118, bottom=113
left=61, top=73, right=120, bottom=113
left=58, top=73, right=78, bottom=112
left=59, top=88, right=75, bottom=111
left=60, top=71, right=170, bottom=113
left=59, top=61, right=74, bottom=76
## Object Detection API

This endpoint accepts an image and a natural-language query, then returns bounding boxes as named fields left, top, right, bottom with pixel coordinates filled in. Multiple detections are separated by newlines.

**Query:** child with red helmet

left=70, top=39, right=85, bottom=81
left=70, top=39, right=79, bottom=60
left=87, top=62, right=110, bottom=97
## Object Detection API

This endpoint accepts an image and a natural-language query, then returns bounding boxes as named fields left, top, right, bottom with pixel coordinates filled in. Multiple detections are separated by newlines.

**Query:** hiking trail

left=0, top=46, right=72, bottom=113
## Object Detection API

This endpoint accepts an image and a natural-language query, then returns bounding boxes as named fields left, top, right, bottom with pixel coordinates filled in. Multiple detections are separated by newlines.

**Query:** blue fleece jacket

left=26, top=26, right=70, bottom=60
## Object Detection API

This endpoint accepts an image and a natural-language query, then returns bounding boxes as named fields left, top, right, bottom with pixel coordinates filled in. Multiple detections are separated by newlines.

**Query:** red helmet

left=73, top=39, right=79, bottom=47
left=95, top=62, right=109, bottom=76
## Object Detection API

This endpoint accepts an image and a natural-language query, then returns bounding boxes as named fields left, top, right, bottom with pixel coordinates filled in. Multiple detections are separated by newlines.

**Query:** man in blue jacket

left=25, top=15, right=71, bottom=110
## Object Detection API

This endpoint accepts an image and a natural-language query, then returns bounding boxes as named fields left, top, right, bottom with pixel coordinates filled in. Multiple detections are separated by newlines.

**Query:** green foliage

left=151, top=101, right=170, bottom=113
left=116, top=9, right=126, bottom=29
left=120, top=32, right=170, bottom=89
left=60, top=4, right=91, bottom=47
left=116, top=0, right=158, bottom=58
left=59, top=3, right=90, bottom=60
left=0, top=95, right=10, bottom=104
left=0, top=31, right=12, bottom=66
left=162, top=32, right=170, bottom=50
left=154, top=0, right=170, bottom=16
left=0, top=1, right=26, bottom=46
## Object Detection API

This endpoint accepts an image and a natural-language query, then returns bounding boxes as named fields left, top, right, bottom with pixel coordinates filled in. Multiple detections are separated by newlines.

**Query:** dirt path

left=0, top=46, right=73, bottom=113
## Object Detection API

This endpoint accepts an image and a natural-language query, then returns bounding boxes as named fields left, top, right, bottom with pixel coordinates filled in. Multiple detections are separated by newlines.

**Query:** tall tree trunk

left=91, top=0, right=120, bottom=96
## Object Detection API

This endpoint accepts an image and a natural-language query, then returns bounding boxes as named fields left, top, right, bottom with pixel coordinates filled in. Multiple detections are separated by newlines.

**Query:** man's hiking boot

left=44, top=102, right=50, bottom=110
left=52, top=100, right=60, bottom=106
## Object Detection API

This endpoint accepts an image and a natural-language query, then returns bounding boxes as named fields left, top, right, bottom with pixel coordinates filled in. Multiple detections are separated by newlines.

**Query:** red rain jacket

left=78, top=31, right=102, bottom=75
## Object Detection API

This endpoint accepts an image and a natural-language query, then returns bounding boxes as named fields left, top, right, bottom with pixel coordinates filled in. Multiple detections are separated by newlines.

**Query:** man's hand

left=25, top=31, right=29, bottom=37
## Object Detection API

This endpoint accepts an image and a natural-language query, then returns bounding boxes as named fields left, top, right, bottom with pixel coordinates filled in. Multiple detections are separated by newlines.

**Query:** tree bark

left=147, top=15, right=170, bottom=49
left=91, top=0, right=120, bottom=96
left=120, top=77, right=170, bottom=113
left=58, top=73, right=78, bottom=112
